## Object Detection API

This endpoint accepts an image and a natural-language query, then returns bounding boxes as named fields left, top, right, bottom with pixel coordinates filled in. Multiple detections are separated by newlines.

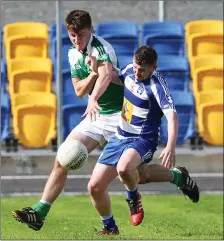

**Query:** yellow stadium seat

left=12, top=92, right=56, bottom=148
left=191, top=55, right=223, bottom=93
left=185, top=20, right=223, bottom=42
left=195, top=90, right=223, bottom=112
left=4, top=22, right=48, bottom=60
left=188, top=33, right=223, bottom=59
left=7, top=58, right=52, bottom=95
left=198, top=102, right=223, bottom=145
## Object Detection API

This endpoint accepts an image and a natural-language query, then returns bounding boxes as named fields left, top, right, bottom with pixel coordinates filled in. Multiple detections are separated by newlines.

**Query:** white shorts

left=69, top=112, right=120, bottom=146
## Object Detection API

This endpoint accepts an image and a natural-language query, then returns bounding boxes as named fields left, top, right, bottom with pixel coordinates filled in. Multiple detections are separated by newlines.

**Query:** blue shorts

left=98, top=136, right=157, bottom=167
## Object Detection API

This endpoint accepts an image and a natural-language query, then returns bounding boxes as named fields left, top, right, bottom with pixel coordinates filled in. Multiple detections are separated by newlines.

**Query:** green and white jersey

left=68, top=34, right=124, bottom=115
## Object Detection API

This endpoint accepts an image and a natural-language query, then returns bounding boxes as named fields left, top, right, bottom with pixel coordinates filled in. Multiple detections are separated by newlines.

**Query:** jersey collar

left=86, top=34, right=93, bottom=54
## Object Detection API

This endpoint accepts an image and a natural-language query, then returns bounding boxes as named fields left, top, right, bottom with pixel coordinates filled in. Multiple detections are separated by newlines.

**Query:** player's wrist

left=91, top=70, right=98, bottom=77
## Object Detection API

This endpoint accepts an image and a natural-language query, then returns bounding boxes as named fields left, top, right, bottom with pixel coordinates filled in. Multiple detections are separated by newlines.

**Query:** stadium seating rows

left=1, top=20, right=223, bottom=148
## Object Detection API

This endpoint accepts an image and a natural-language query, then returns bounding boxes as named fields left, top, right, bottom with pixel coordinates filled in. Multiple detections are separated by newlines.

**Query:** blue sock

left=126, top=186, right=138, bottom=200
left=101, top=214, right=117, bottom=229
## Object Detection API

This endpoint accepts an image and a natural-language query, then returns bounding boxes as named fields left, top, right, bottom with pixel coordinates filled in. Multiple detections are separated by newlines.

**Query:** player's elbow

left=74, top=87, right=86, bottom=98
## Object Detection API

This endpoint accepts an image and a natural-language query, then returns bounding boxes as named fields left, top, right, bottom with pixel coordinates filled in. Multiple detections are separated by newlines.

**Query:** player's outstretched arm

left=159, top=111, right=178, bottom=169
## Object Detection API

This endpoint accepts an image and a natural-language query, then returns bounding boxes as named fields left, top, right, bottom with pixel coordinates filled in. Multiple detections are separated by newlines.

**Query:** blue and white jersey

left=116, top=63, right=176, bottom=143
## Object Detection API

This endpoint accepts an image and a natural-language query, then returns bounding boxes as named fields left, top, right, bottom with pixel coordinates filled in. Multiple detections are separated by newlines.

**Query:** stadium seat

left=142, top=21, right=185, bottom=56
left=95, top=21, right=139, bottom=55
left=0, top=29, right=3, bottom=58
left=196, top=90, right=223, bottom=109
left=12, top=92, right=56, bottom=147
left=191, top=55, right=223, bottom=93
left=63, top=93, right=88, bottom=139
left=185, top=20, right=223, bottom=42
left=1, top=90, right=11, bottom=141
left=187, top=33, right=223, bottom=59
left=1, top=60, right=7, bottom=91
left=117, top=54, right=133, bottom=69
left=4, top=22, right=48, bottom=60
left=63, top=93, right=88, bottom=106
left=157, top=56, right=190, bottom=91
left=160, top=91, right=195, bottom=145
left=62, top=69, right=74, bottom=95
left=49, top=24, right=68, bottom=40
left=63, top=104, right=87, bottom=140
left=7, top=58, right=53, bottom=95
left=51, top=36, right=71, bottom=77
left=198, top=102, right=223, bottom=145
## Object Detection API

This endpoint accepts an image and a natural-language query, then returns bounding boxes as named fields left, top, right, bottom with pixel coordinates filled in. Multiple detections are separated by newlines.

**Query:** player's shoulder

left=151, top=70, right=165, bottom=82
left=92, top=35, right=115, bottom=53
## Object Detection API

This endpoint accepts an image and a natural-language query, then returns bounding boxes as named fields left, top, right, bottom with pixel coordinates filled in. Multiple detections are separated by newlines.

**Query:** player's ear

left=153, top=64, right=157, bottom=71
left=90, top=26, right=93, bottom=32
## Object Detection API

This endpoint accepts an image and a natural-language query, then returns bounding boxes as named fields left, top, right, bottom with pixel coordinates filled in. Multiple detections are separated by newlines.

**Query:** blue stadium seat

left=49, top=24, right=68, bottom=40
left=1, top=60, right=7, bottom=91
left=1, top=90, right=11, bottom=141
left=63, top=96, right=88, bottom=139
left=157, top=56, right=190, bottom=91
left=51, top=36, right=72, bottom=79
left=118, top=54, right=133, bottom=69
left=62, top=69, right=74, bottom=95
left=0, top=29, right=3, bottom=58
left=63, top=93, right=88, bottom=106
left=95, top=21, right=139, bottom=55
left=160, top=91, right=195, bottom=145
left=142, top=21, right=185, bottom=56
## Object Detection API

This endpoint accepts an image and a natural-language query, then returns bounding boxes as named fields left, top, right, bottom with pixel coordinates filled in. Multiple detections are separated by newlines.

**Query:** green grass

left=1, top=195, right=223, bottom=240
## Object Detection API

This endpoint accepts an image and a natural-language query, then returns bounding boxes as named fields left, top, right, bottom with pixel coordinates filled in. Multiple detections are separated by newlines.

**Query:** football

left=57, top=139, right=88, bottom=171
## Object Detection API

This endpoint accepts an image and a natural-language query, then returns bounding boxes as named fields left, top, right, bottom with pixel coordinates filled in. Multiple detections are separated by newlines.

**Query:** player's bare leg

left=138, top=164, right=173, bottom=183
left=88, top=163, right=119, bottom=235
left=12, top=132, right=99, bottom=231
left=116, top=149, right=144, bottom=226
left=41, top=132, right=98, bottom=203
left=138, top=164, right=199, bottom=203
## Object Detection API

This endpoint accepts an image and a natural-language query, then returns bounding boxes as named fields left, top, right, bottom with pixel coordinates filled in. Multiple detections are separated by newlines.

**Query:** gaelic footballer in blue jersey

left=88, top=46, right=199, bottom=235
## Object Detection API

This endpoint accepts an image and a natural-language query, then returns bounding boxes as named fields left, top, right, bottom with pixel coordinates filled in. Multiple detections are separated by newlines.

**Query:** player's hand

left=82, top=97, right=102, bottom=122
left=85, top=54, right=98, bottom=73
left=159, top=146, right=176, bottom=169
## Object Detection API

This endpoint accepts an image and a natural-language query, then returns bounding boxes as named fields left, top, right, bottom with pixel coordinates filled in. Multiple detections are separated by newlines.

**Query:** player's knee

left=117, top=165, right=130, bottom=180
left=87, top=180, right=104, bottom=197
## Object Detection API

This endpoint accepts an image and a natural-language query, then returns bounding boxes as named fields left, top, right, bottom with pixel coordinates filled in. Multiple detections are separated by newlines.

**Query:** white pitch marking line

left=1, top=173, right=223, bottom=180
left=1, top=190, right=223, bottom=197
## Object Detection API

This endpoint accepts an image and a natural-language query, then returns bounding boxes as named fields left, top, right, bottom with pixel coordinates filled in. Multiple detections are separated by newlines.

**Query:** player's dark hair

left=134, top=46, right=158, bottom=66
left=65, top=10, right=92, bottom=32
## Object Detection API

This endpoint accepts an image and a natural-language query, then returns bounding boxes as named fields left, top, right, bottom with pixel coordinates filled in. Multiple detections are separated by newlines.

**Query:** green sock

left=170, top=168, right=183, bottom=186
left=33, top=201, right=51, bottom=220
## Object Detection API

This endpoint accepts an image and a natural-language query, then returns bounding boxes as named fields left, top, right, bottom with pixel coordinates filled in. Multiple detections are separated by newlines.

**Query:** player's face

left=133, top=58, right=157, bottom=81
left=68, top=27, right=93, bottom=51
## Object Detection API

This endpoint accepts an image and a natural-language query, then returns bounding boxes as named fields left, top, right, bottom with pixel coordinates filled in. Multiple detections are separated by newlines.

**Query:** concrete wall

left=1, top=1, right=223, bottom=26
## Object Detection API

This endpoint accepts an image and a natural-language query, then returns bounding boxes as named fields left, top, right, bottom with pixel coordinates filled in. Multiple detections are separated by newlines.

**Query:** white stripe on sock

left=40, top=200, right=52, bottom=206
left=100, top=214, right=113, bottom=220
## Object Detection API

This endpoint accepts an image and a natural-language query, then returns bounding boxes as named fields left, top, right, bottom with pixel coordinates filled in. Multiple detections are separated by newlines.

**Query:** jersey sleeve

left=118, top=64, right=133, bottom=83
left=96, top=53, right=112, bottom=64
left=150, top=74, right=176, bottom=115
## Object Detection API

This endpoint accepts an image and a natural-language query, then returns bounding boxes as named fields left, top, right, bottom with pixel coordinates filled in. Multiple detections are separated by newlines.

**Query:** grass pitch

left=1, top=194, right=223, bottom=240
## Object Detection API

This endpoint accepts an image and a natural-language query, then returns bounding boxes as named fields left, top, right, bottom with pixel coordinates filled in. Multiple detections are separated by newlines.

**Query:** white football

left=57, top=140, right=88, bottom=171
